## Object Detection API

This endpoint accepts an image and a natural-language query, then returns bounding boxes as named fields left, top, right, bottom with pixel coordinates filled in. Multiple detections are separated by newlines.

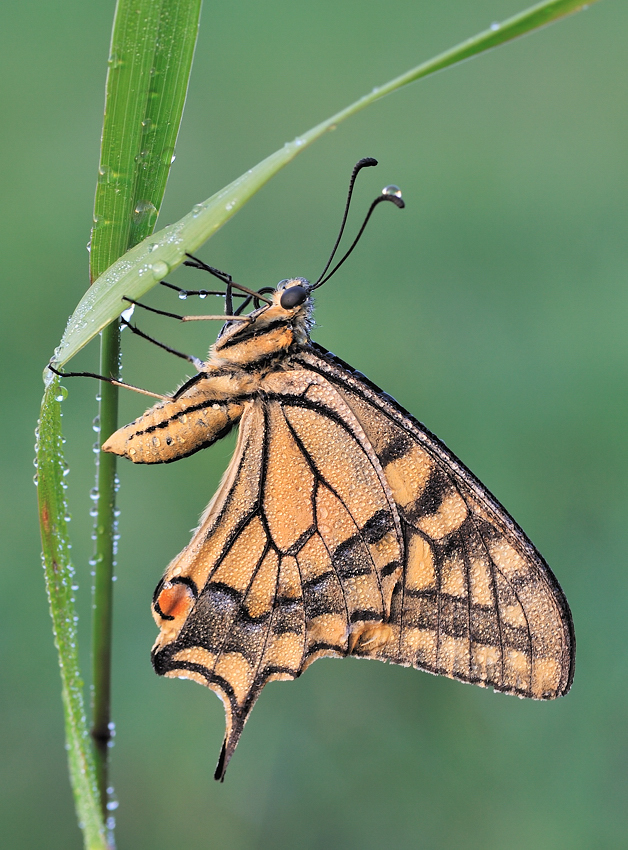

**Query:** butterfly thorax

left=102, top=279, right=314, bottom=464
left=211, top=278, right=312, bottom=368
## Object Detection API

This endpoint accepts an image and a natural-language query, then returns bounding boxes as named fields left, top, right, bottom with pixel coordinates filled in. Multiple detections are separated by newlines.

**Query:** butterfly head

left=211, top=158, right=404, bottom=367
left=212, top=277, right=313, bottom=365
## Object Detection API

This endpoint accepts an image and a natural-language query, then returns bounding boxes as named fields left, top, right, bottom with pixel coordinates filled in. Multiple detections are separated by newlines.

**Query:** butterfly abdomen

left=102, top=374, right=251, bottom=463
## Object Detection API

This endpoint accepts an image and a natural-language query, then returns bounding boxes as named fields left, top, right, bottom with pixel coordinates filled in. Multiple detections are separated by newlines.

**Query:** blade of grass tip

left=89, top=0, right=202, bottom=820
left=49, top=0, right=602, bottom=372
left=36, top=379, right=111, bottom=850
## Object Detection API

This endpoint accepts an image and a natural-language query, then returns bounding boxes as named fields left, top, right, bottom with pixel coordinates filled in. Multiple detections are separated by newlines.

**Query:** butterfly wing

left=294, top=345, right=575, bottom=700
left=151, top=368, right=404, bottom=779
left=152, top=348, right=574, bottom=779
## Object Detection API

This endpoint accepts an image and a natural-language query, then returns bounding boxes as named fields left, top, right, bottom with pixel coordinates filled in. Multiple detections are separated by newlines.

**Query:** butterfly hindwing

left=151, top=367, right=405, bottom=777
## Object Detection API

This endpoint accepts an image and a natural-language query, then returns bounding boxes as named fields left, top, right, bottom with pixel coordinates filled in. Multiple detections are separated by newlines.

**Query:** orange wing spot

left=157, top=582, right=195, bottom=620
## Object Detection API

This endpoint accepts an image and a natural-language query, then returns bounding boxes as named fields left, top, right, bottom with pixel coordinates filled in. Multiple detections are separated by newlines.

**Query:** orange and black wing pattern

left=150, top=350, right=574, bottom=778
left=150, top=366, right=405, bottom=778
left=296, top=345, right=575, bottom=697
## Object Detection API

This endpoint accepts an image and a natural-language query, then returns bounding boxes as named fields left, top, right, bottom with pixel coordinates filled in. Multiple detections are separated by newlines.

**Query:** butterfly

left=100, top=159, right=575, bottom=780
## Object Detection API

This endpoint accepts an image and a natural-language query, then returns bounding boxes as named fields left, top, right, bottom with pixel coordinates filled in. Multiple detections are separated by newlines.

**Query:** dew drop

left=178, top=290, right=189, bottom=300
left=382, top=184, right=403, bottom=199
left=150, top=260, right=169, bottom=279
left=97, top=165, right=113, bottom=184
left=134, top=149, right=149, bottom=164
left=141, top=118, right=153, bottom=133
left=192, top=203, right=204, bottom=217
left=55, top=386, right=68, bottom=402
left=198, top=291, right=207, bottom=299
left=490, top=21, right=500, bottom=30
left=133, top=200, right=157, bottom=224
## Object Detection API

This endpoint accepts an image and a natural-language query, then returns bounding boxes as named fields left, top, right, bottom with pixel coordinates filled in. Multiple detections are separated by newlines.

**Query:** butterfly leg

left=119, top=311, right=205, bottom=371
left=47, top=365, right=170, bottom=400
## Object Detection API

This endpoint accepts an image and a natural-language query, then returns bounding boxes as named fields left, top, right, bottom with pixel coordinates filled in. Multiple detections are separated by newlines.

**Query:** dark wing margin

left=293, top=344, right=575, bottom=700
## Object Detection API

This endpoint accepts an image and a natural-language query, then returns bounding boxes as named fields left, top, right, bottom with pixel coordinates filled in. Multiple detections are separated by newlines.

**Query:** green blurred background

left=2, top=1, right=627, bottom=847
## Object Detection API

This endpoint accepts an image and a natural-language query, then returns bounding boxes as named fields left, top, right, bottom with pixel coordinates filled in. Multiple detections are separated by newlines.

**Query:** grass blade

left=36, top=380, right=111, bottom=850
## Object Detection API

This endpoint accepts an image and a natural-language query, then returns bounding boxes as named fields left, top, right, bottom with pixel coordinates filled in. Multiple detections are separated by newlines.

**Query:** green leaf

left=36, top=379, right=111, bottom=850
left=49, top=0, right=601, bottom=373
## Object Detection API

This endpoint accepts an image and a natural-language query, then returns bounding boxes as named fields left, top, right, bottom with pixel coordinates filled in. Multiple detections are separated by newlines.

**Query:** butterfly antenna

left=312, top=157, right=378, bottom=288
left=311, top=186, right=405, bottom=290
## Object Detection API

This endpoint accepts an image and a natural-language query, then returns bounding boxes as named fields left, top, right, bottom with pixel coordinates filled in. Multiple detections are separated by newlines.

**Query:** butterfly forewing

left=295, top=346, right=574, bottom=700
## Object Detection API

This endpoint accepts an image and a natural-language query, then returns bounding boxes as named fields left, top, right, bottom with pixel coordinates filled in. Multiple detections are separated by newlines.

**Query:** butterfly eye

left=280, top=285, right=309, bottom=309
